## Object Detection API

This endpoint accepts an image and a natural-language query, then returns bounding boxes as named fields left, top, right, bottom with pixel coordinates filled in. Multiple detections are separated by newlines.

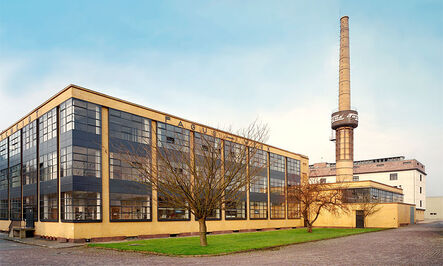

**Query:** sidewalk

left=0, top=233, right=84, bottom=249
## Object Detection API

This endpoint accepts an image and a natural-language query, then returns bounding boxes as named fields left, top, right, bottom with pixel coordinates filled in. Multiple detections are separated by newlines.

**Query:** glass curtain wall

left=157, top=122, right=190, bottom=221
left=59, top=99, right=102, bottom=222
left=0, top=139, right=8, bottom=219
left=9, top=131, right=21, bottom=220
left=249, top=149, right=268, bottom=219
left=109, top=108, right=151, bottom=221
left=270, top=153, right=285, bottom=219
left=194, top=132, right=221, bottom=220
left=287, top=158, right=300, bottom=219
left=224, top=141, right=246, bottom=220
left=22, top=121, right=38, bottom=221
left=39, top=108, right=58, bottom=221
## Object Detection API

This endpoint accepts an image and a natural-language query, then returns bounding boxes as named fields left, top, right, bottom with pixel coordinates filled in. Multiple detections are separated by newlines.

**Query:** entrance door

left=410, top=207, right=415, bottom=224
left=356, top=210, right=364, bottom=228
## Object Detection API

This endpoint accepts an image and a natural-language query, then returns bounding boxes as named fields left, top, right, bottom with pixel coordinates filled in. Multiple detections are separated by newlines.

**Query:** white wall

left=425, top=197, right=443, bottom=220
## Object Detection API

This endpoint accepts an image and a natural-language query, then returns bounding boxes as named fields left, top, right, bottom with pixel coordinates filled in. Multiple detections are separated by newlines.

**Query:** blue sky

left=1, top=0, right=442, bottom=196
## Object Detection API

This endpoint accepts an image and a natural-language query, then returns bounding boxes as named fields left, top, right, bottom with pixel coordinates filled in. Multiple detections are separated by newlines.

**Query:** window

left=249, top=149, right=268, bottom=219
left=62, top=191, right=101, bottom=221
left=224, top=141, right=247, bottom=220
left=39, top=151, right=58, bottom=181
left=60, top=98, right=101, bottom=135
left=420, top=187, right=422, bottom=194
left=40, top=193, right=58, bottom=221
left=10, top=197, right=21, bottom=220
left=225, top=201, right=246, bottom=219
left=0, top=199, right=8, bottom=219
left=109, top=108, right=150, bottom=144
left=287, top=158, right=301, bottom=219
left=270, top=153, right=285, bottom=219
left=23, top=159, right=37, bottom=185
left=390, top=173, right=398, bottom=181
left=157, top=122, right=190, bottom=221
left=39, top=108, right=57, bottom=143
left=60, top=146, right=101, bottom=178
left=250, top=201, right=267, bottom=219
left=420, top=175, right=422, bottom=182
left=110, top=193, right=151, bottom=221
left=23, top=121, right=37, bottom=151
left=158, top=198, right=189, bottom=220
left=0, top=139, right=8, bottom=220
left=9, top=131, right=21, bottom=158
left=420, top=200, right=422, bottom=207
left=9, top=164, right=21, bottom=188
left=320, top=178, right=326, bottom=184
left=353, top=176, right=359, bottom=181
left=194, top=133, right=222, bottom=220
left=0, top=169, right=7, bottom=191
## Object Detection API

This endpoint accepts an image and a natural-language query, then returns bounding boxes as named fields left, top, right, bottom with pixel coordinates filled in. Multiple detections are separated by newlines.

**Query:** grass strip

left=89, top=227, right=383, bottom=256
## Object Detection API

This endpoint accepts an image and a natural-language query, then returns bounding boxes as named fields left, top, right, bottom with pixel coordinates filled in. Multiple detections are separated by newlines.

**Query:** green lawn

left=88, top=227, right=383, bottom=256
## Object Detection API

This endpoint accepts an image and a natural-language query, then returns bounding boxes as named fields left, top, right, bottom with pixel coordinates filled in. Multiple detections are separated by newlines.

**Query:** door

left=410, top=207, right=415, bottom=224
left=25, top=208, right=34, bottom=228
left=356, top=210, right=364, bottom=228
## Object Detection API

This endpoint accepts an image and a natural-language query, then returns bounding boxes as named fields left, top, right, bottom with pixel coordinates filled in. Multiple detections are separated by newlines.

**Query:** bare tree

left=357, top=194, right=382, bottom=226
left=118, top=121, right=268, bottom=246
left=287, top=176, right=349, bottom=233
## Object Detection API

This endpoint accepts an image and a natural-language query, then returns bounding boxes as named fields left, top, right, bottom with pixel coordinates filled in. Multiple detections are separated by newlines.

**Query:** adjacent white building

left=310, top=156, right=426, bottom=220
left=425, top=196, right=443, bottom=220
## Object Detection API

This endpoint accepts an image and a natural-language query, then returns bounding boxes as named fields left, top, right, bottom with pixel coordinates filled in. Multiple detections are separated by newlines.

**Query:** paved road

left=0, top=221, right=441, bottom=265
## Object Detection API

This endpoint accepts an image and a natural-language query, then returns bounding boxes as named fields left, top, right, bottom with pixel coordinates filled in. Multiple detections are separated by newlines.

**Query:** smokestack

left=339, top=16, right=350, bottom=111
left=331, top=16, right=358, bottom=182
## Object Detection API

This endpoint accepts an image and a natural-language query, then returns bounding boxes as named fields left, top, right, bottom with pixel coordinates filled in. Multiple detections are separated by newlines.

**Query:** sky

left=0, top=0, right=442, bottom=196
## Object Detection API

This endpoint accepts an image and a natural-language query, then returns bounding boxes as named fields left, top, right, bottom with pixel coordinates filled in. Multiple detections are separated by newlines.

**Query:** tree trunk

left=198, top=218, right=208, bottom=246
left=307, top=222, right=313, bottom=233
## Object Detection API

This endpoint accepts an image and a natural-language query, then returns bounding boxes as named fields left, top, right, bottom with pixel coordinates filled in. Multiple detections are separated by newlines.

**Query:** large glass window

left=23, top=159, right=37, bottom=185
left=0, top=169, right=7, bottom=191
left=287, top=158, right=300, bottom=219
left=22, top=121, right=38, bottom=221
left=109, top=109, right=150, bottom=144
left=110, top=193, right=151, bottom=221
left=61, top=191, right=101, bottom=221
left=10, top=197, right=21, bottom=220
left=157, top=122, right=190, bottom=221
left=60, top=98, right=101, bottom=135
left=39, top=108, right=58, bottom=221
left=40, top=193, right=58, bottom=220
left=270, top=153, right=285, bottom=219
left=109, top=109, right=152, bottom=222
left=39, top=108, right=57, bottom=143
left=224, top=140, right=247, bottom=220
left=250, top=149, right=268, bottom=219
left=343, top=188, right=403, bottom=203
left=39, top=151, right=57, bottom=182
left=0, top=139, right=8, bottom=220
left=9, top=164, right=21, bottom=188
left=0, top=199, right=8, bottom=219
left=9, top=131, right=21, bottom=158
left=61, top=146, right=101, bottom=178
left=194, top=133, right=222, bottom=220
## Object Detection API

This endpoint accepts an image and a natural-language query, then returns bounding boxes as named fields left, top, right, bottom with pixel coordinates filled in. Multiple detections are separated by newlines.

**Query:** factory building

left=310, top=157, right=426, bottom=221
left=0, top=84, right=310, bottom=242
